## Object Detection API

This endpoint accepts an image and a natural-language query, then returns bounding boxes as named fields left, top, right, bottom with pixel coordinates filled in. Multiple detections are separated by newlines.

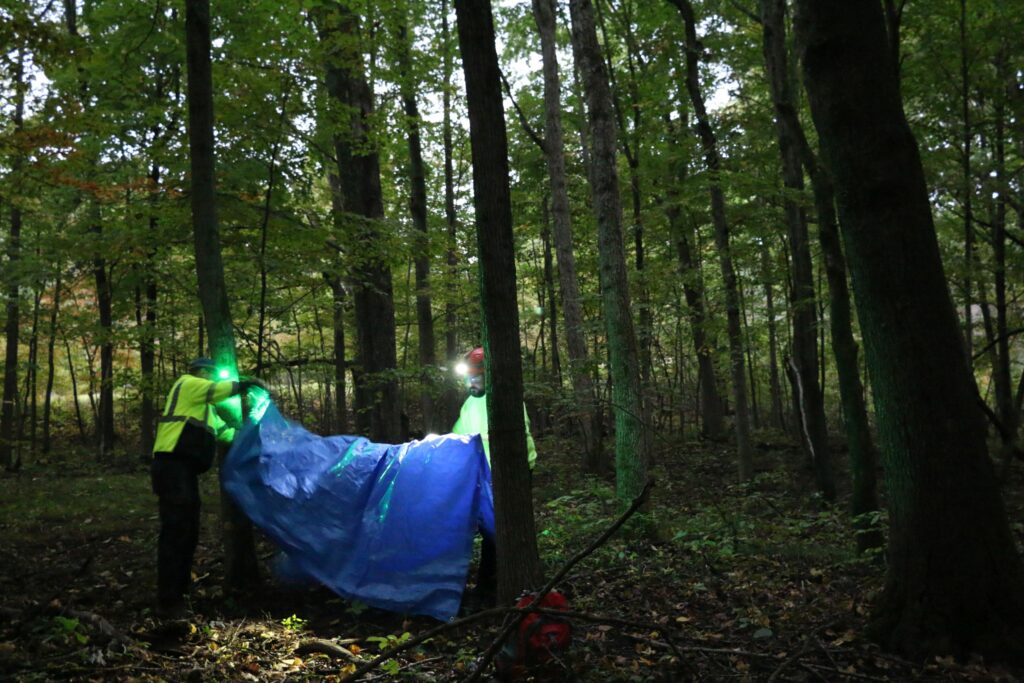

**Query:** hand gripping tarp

left=222, top=402, right=494, bottom=621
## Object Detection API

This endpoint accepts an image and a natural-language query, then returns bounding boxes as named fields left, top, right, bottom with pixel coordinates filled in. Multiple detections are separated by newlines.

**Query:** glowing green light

left=248, top=387, right=272, bottom=423
left=218, top=368, right=231, bottom=380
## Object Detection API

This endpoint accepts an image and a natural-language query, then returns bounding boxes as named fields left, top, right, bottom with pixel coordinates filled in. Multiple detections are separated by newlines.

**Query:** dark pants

left=478, top=534, right=496, bottom=596
left=152, top=457, right=201, bottom=609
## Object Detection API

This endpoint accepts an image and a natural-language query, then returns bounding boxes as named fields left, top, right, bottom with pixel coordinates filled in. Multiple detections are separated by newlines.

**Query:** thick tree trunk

left=570, top=0, right=648, bottom=502
left=758, top=0, right=878, bottom=546
left=796, top=0, right=1024, bottom=660
left=454, top=0, right=543, bottom=604
left=316, top=1, right=401, bottom=443
left=531, top=0, right=600, bottom=472
left=184, top=0, right=259, bottom=591
left=669, top=0, right=753, bottom=481
left=760, top=0, right=833, bottom=501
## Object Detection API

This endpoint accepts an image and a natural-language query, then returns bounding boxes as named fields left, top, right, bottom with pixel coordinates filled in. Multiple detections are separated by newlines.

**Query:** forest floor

left=1, top=428, right=1023, bottom=682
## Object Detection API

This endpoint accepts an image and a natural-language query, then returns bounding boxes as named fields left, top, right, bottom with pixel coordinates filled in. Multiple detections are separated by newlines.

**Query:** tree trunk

left=23, top=285, right=41, bottom=459
left=325, top=272, right=348, bottom=434
left=668, top=0, right=754, bottom=481
left=43, top=271, right=61, bottom=454
left=138, top=164, right=160, bottom=462
left=760, top=0, right=833, bottom=501
left=988, top=51, right=1018, bottom=476
left=454, top=0, right=544, bottom=604
left=664, top=111, right=726, bottom=441
left=959, top=0, right=974, bottom=363
left=316, top=0, right=401, bottom=443
left=440, top=0, right=463, bottom=429
left=531, top=0, right=600, bottom=472
left=795, top=0, right=1024, bottom=660
left=569, top=0, right=648, bottom=502
left=540, top=199, right=561, bottom=386
left=757, top=0, right=879, bottom=547
left=92, top=220, right=115, bottom=460
left=393, top=5, right=437, bottom=434
left=61, top=328, right=86, bottom=441
left=759, top=239, right=785, bottom=431
left=184, top=0, right=259, bottom=591
left=1, top=50, right=25, bottom=471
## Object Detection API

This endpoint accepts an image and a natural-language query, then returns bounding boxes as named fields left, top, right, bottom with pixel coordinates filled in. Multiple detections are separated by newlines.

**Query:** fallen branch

left=463, top=479, right=655, bottom=683
left=338, top=606, right=507, bottom=682
left=295, top=638, right=361, bottom=661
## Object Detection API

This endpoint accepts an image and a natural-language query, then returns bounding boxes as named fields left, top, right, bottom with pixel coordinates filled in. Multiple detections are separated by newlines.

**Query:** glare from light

left=455, top=362, right=469, bottom=376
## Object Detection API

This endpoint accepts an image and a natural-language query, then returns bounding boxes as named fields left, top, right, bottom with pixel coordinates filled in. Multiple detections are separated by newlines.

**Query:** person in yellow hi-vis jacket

left=452, top=346, right=536, bottom=610
left=151, top=357, right=264, bottom=619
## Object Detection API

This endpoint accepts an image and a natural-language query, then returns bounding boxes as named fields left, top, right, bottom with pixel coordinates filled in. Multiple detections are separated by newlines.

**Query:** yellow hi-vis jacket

left=153, top=374, right=239, bottom=455
left=452, top=394, right=537, bottom=470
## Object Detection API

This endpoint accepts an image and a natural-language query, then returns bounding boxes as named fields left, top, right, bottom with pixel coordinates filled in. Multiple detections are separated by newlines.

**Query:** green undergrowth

left=0, top=434, right=1020, bottom=681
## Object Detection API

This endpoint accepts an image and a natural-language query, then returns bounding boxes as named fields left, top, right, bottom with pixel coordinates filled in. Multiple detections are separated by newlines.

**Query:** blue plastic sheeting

left=223, top=402, right=494, bottom=622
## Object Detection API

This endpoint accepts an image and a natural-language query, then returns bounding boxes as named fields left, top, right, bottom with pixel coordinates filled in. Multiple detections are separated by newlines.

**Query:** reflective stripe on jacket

left=452, top=394, right=537, bottom=470
left=153, top=375, right=238, bottom=455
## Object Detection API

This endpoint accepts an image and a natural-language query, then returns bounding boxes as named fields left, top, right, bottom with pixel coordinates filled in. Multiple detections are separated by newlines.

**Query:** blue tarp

left=222, top=402, right=494, bottom=622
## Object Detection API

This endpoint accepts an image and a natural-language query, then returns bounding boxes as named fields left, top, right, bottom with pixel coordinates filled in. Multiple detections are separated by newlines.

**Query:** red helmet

left=465, top=347, right=485, bottom=376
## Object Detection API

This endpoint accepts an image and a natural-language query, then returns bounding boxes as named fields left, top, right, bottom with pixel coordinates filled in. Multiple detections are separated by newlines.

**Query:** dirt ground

left=1, top=433, right=1023, bottom=681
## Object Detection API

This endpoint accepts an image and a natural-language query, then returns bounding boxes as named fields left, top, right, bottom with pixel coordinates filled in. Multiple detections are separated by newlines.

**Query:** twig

left=536, top=607, right=686, bottom=659
left=768, top=640, right=811, bottom=683
left=296, top=638, right=361, bottom=661
left=802, top=662, right=889, bottom=682
left=462, top=480, right=655, bottom=683
left=364, top=655, right=444, bottom=680
left=338, top=606, right=507, bottom=682
left=498, top=67, right=546, bottom=153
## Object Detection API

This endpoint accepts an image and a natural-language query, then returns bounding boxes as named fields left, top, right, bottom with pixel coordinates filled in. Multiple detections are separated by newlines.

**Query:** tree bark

left=454, top=0, right=544, bottom=604
left=668, top=0, right=754, bottom=481
left=439, top=0, right=465, bottom=429
left=795, top=0, right=1024, bottom=660
left=988, top=51, right=1018, bottom=476
left=756, top=0, right=878, bottom=547
left=759, top=239, right=785, bottom=431
left=42, top=271, right=61, bottom=454
left=325, top=271, right=348, bottom=434
left=316, top=0, right=402, bottom=443
left=531, top=0, right=601, bottom=472
left=92, top=219, right=115, bottom=460
left=959, top=0, right=974, bottom=363
left=569, top=0, right=648, bottom=502
left=23, top=284, right=41, bottom=459
left=760, top=0, right=833, bottom=501
left=393, top=4, right=437, bottom=434
left=138, top=161, right=160, bottom=462
left=1, top=50, right=25, bottom=471
left=664, top=111, right=726, bottom=441
left=184, top=0, right=259, bottom=591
